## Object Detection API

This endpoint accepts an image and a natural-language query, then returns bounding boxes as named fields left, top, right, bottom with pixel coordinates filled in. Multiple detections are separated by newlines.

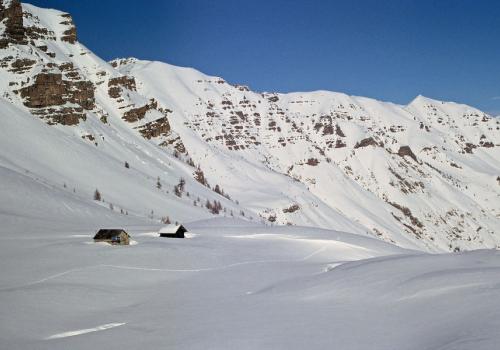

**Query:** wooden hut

left=93, top=229, right=130, bottom=245
left=159, top=224, right=187, bottom=238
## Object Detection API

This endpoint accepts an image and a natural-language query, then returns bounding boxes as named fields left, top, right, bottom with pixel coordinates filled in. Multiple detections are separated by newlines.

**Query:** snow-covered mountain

left=0, top=0, right=499, bottom=251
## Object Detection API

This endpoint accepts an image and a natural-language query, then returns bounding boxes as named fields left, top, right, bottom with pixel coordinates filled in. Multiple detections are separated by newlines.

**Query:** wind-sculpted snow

left=0, top=2, right=499, bottom=349
left=0, top=218, right=499, bottom=349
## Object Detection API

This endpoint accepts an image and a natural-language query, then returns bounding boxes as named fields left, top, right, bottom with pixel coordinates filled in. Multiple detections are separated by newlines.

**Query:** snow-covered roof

left=158, top=224, right=185, bottom=234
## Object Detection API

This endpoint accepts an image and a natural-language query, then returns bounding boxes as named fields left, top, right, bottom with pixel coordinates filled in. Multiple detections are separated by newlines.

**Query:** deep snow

left=1, top=216, right=499, bottom=350
left=0, top=2, right=499, bottom=349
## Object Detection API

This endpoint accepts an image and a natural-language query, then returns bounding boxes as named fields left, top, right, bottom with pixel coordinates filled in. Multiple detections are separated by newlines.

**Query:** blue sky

left=29, top=0, right=500, bottom=114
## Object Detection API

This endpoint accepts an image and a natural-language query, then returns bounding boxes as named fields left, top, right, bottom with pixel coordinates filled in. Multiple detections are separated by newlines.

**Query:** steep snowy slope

left=0, top=1, right=262, bottom=229
left=0, top=0, right=498, bottom=251
left=115, top=58, right=500, bottom=251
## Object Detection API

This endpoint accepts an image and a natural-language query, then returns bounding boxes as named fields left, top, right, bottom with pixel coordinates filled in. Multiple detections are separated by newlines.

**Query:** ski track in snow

left=45, top=322, right=126, bottom=340
left=1, top=247, right=328, bottom=291
left=0, top=266, right=98, bottom=292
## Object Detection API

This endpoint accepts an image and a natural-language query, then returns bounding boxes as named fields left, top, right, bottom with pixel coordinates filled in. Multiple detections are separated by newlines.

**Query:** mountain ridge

left=0, top=0, right=498, bottom=251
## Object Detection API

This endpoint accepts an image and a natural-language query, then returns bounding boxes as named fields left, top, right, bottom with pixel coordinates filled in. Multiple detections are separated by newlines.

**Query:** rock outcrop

left=397, top=146, right=417, bottom=162
left=59, top=13, right=77, bottom=43
left=16, top=73, right=95, bottom=125
left=123, top=99, right=158, bottom=123
left=354, top=137, right=379, bottom=149
left=0, top=0, right=26, bottom=48
left=108, top=76, right=136, bottom=98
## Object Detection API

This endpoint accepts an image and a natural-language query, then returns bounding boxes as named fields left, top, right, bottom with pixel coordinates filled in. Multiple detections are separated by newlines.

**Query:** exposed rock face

left=136, top=116, right=171, bottom=139
left=0, top=0, right=26, bottom=48
left=59, top=13, right=77, bottom=44
left=388, top=201, right=424, bottom=237
left=397, top=146, right=417, bottom=162
left=9, top=58, right=36, bottom=74
left=354, top=137, right=378, bottom=149
left=31, top=106, right=86, bottom=126
left=283, top=204, right=300, bottom=213
left=16, top=73, right=95, bottom=125
left=123, top=99, right=158, bottom=122
left=18, top=73, right=65, bottom=107
left=335, top=124, right=345, bottom=137
left=124, top=101, right=185, bottom=153
left=464, top=142, right=477, bottom=154
left=306, top=158, right=319, bottom=166
left=18, top=73, right=94, bottom=109
left=108, top=76, right=136, bottom=98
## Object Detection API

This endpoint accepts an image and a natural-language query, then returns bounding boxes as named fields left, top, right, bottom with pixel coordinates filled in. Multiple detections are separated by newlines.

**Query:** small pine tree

left=174, top=178, right=186, bottom=197
left=156, top=177, right=162, bottom=190
left=211, top=200, right=222, bottom=215
left=194, top=166, right=208, bottom=186
left=214, top=184, right=222, bottom=195
left=94, top=189, right=101, bottom=201
left=125, top=161, right=130, bottom=169
left=174, top=184, right=182, bottom=197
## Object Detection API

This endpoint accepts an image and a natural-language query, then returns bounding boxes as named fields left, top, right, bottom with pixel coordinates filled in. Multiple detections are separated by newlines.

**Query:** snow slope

left=1, top=218, right=499, bottom=350
left=0, top=2, right=500, bottom=349
left=115, top=58, right=500, bottom=251
left=0, top=0, right=498, bottom=253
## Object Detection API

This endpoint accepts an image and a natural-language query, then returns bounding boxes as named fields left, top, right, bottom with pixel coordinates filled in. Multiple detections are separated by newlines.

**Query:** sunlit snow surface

left=1, top=216, right=499, bottom=349
left=0, top=3, right=499, bottom=349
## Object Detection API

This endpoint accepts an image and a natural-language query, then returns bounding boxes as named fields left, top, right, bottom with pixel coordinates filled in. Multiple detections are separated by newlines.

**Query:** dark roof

left=94, top=229, right=129, bottom=240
